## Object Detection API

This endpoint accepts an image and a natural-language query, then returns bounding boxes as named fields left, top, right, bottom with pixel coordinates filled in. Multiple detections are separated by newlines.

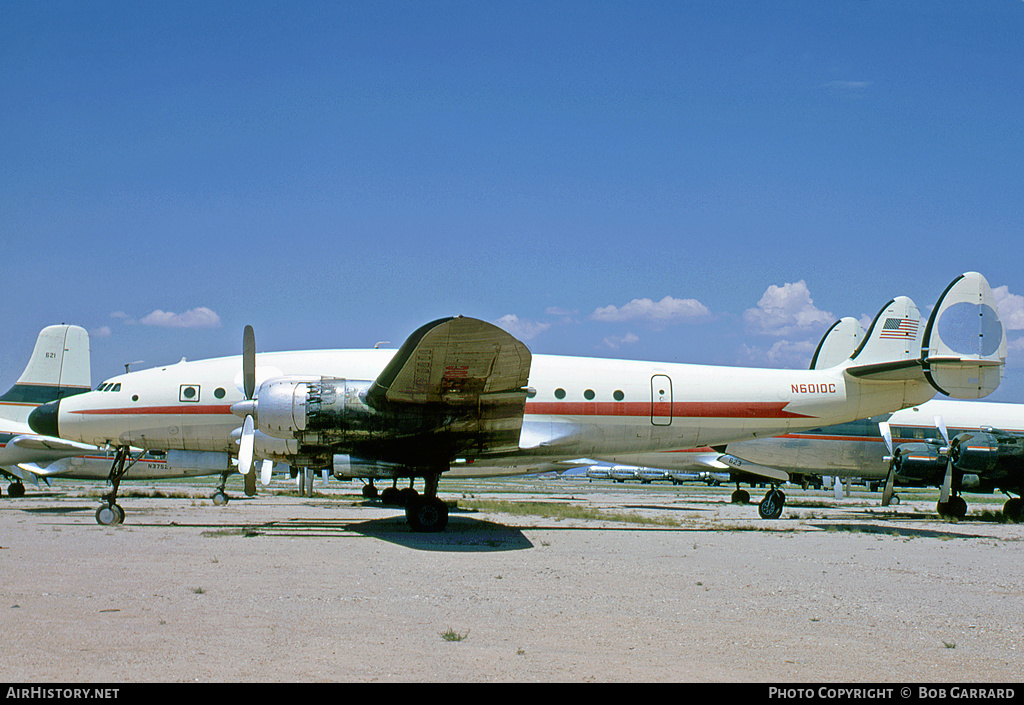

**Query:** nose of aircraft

left=29, top=400, right=61, bottom=437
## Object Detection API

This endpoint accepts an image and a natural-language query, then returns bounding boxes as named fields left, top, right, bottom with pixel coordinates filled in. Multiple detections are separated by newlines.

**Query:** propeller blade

left=935, top=415, right=949, bottom=445
left=879, top=421, right=893, bottom=454
left=881, top=449, right=898, bottom=507
left=243, top=325, right=256, bottom=401
left=260, top=459, right=274, bottom=486
left=940, top=441, right=955, bottom=504
left=238, top=415, right=255, bottom=476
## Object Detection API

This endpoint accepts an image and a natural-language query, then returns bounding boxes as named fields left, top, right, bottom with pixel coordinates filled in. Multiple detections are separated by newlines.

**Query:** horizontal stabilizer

left=921, top=272, right=1006, bottom=398
left=716, top=453, right=790, bottom=482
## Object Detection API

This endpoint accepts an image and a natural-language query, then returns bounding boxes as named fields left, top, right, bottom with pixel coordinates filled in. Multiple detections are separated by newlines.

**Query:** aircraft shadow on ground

left=807, top=522, right=999, bottom=540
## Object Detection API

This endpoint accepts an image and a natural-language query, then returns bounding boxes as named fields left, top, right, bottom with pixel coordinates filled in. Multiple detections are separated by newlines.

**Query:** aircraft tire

left=361, top=484, right=378, bottom=499
left=406, top=497, right=449, bottom=532
left=380, top=487, right=401, bottom=505
left=1003, top=498, right=1024, bottom=523
left=398, top=487, right=419, bottom=507
left=212, top=491, right=229, bottom=506
left=937, top=496, right=968, bottom=520
left=96, top=503, right=123, bottom=526
left=758, top=490, right=784, bottom=520
left=8, top=482, right=25, bottom=498
left=731, top=489, right=750, bottom=505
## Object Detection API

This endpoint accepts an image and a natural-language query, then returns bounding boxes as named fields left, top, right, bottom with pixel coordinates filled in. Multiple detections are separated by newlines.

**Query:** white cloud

left=544, top=306, right=578, bottom=317
left=601, top=332, right=640, bottom=350
left=591, top=296, right=710, bottom=324
left=743, top=281, right=833, bottom=337
left=494, top=314, right=550, bottom=341
left=993, top=285, right=1024, bottom=331
left=91, top=326, right=112, bottom=338
left=140, top=307, right=222, bottom=329
left=743, top=339, right=817, bottom=368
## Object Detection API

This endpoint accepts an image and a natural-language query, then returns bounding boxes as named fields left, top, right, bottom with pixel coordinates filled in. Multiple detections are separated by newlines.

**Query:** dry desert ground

left=1, top=475, right=1021, bottom=683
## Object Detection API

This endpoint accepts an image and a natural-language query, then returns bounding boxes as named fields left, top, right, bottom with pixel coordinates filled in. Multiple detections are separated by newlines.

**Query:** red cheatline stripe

left=71, top=405, right=234, bottom=416
left=71, top=400, right=815, bottom=420
left=525, top=401, right=813, bottom=419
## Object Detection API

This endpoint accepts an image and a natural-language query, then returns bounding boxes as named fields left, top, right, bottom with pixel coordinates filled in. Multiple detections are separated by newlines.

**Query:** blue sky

left=3, top=1, right=1024, bottom=402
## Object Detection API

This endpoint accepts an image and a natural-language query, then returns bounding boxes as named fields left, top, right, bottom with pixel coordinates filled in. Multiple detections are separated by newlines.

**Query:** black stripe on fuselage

left=0, top=384, right=92, bottom=404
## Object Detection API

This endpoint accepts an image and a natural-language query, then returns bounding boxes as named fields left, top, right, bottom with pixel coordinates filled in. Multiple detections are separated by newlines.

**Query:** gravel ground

left=1, top=476, right=1021, bottom=683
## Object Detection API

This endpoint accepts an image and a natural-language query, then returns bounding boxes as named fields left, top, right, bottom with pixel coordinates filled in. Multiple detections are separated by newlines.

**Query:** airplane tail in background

left=0, top=325, right=92, bottom=424
left=839, top=272, right=1006, bottom=399
left=810, top=317, right=865, bottom=370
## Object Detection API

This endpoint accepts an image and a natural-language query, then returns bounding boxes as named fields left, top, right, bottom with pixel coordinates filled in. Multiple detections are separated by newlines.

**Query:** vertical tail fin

left=810, top=317, right=865, bottom=370
left=841, top=273, right=1006, bottom=399
left=1, top=325, right=91, bottom=410
left=921, top=272, right=1006, bottom=398
left=848, top=296, right=923, bottom=367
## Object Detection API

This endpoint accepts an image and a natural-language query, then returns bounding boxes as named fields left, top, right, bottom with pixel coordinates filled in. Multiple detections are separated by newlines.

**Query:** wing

left=365, top=317, right=532, bottom=459
left=9, top=434, right=97, bottom=453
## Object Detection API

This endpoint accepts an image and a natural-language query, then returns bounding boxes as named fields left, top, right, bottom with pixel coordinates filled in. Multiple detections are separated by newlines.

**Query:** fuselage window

left=613, top=390, right=625, bottom=401
left=214, top=387, right=226, bottom=399
left=584, top=389, right=595, bottom=400
left=554, top=388, right=566, bottom=399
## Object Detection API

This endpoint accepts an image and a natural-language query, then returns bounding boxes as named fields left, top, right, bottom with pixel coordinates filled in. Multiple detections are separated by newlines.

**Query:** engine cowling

left=951, top=432, right=1000, bottom=473
left=254, top=377, right=377, bottom=444
left=951, top=431, right=1024, bottom=485
left=893, top=443, right=947, bottom=485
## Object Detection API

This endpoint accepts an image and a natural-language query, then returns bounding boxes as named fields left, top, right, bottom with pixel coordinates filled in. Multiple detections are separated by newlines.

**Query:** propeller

left=235, top=325, right=257, bottom=480
left=879, top=421, right=898, bottom=507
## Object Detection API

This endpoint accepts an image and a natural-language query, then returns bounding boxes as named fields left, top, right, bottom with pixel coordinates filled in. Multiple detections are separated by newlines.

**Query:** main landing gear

left=731, top=482, right=786, bottom=519
left=374, top=474, right=449, bottom=532
left=1003, top=492, right=1024, bottom=523
left=758, top=487, right=786, bottom=520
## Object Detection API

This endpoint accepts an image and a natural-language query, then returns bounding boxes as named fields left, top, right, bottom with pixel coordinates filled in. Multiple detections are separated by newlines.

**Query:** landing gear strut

left=212, top=471, right=232, bottom=506
left=95, top=445, right=140, bottom=526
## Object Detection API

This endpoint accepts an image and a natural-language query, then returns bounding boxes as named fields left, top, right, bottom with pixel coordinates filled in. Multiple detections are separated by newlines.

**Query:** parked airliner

left=653, top=398, right=1023, bottom=521
left=30, top=272, right=1007, bottom=531
left=2, top=325, right=245, bottom=519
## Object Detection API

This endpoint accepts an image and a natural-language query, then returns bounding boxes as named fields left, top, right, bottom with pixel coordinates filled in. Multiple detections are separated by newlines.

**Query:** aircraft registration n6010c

left=30, top=272, right=1007, bottom=531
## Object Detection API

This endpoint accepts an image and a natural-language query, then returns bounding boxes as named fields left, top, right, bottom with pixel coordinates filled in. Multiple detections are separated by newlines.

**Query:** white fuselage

left=632, top=399, right=1024, bottom=482
left=49, top=348, right=938, bottom=478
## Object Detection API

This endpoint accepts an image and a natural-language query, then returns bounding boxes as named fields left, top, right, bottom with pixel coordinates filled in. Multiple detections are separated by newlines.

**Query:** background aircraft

left=1, top=325, right=245, bottom=521
left=1, top=324, right=92, bottom=495
left=30, top=272, right=1007, bottom=531
left=637, top=310, right=1024, bottom=521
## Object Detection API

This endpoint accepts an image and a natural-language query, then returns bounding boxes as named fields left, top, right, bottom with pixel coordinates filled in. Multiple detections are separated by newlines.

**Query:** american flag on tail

left=879, top=317, right=919, bottom=339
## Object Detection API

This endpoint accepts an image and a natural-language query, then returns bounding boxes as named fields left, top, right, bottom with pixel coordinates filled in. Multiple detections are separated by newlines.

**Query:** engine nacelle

left=255, top=377, right=376, bottom=444
left=893, top=443, right=947, bottom=485
left=951, top=431, right=1024, bottom=485
left=332, top=454, right=406, bottom=479
left=951, top=432, right=1000, bottom=473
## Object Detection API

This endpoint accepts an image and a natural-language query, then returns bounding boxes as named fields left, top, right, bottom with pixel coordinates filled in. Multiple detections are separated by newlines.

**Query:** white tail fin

left=846, top=296, right=924, bottom=371
left=1, top=326, right=91, bottom=422
left=921, top=271, right=1006, bottom=398
left=841, top=273, right=1006, bottom=399
left=810, top=317, right=864, bottom=370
